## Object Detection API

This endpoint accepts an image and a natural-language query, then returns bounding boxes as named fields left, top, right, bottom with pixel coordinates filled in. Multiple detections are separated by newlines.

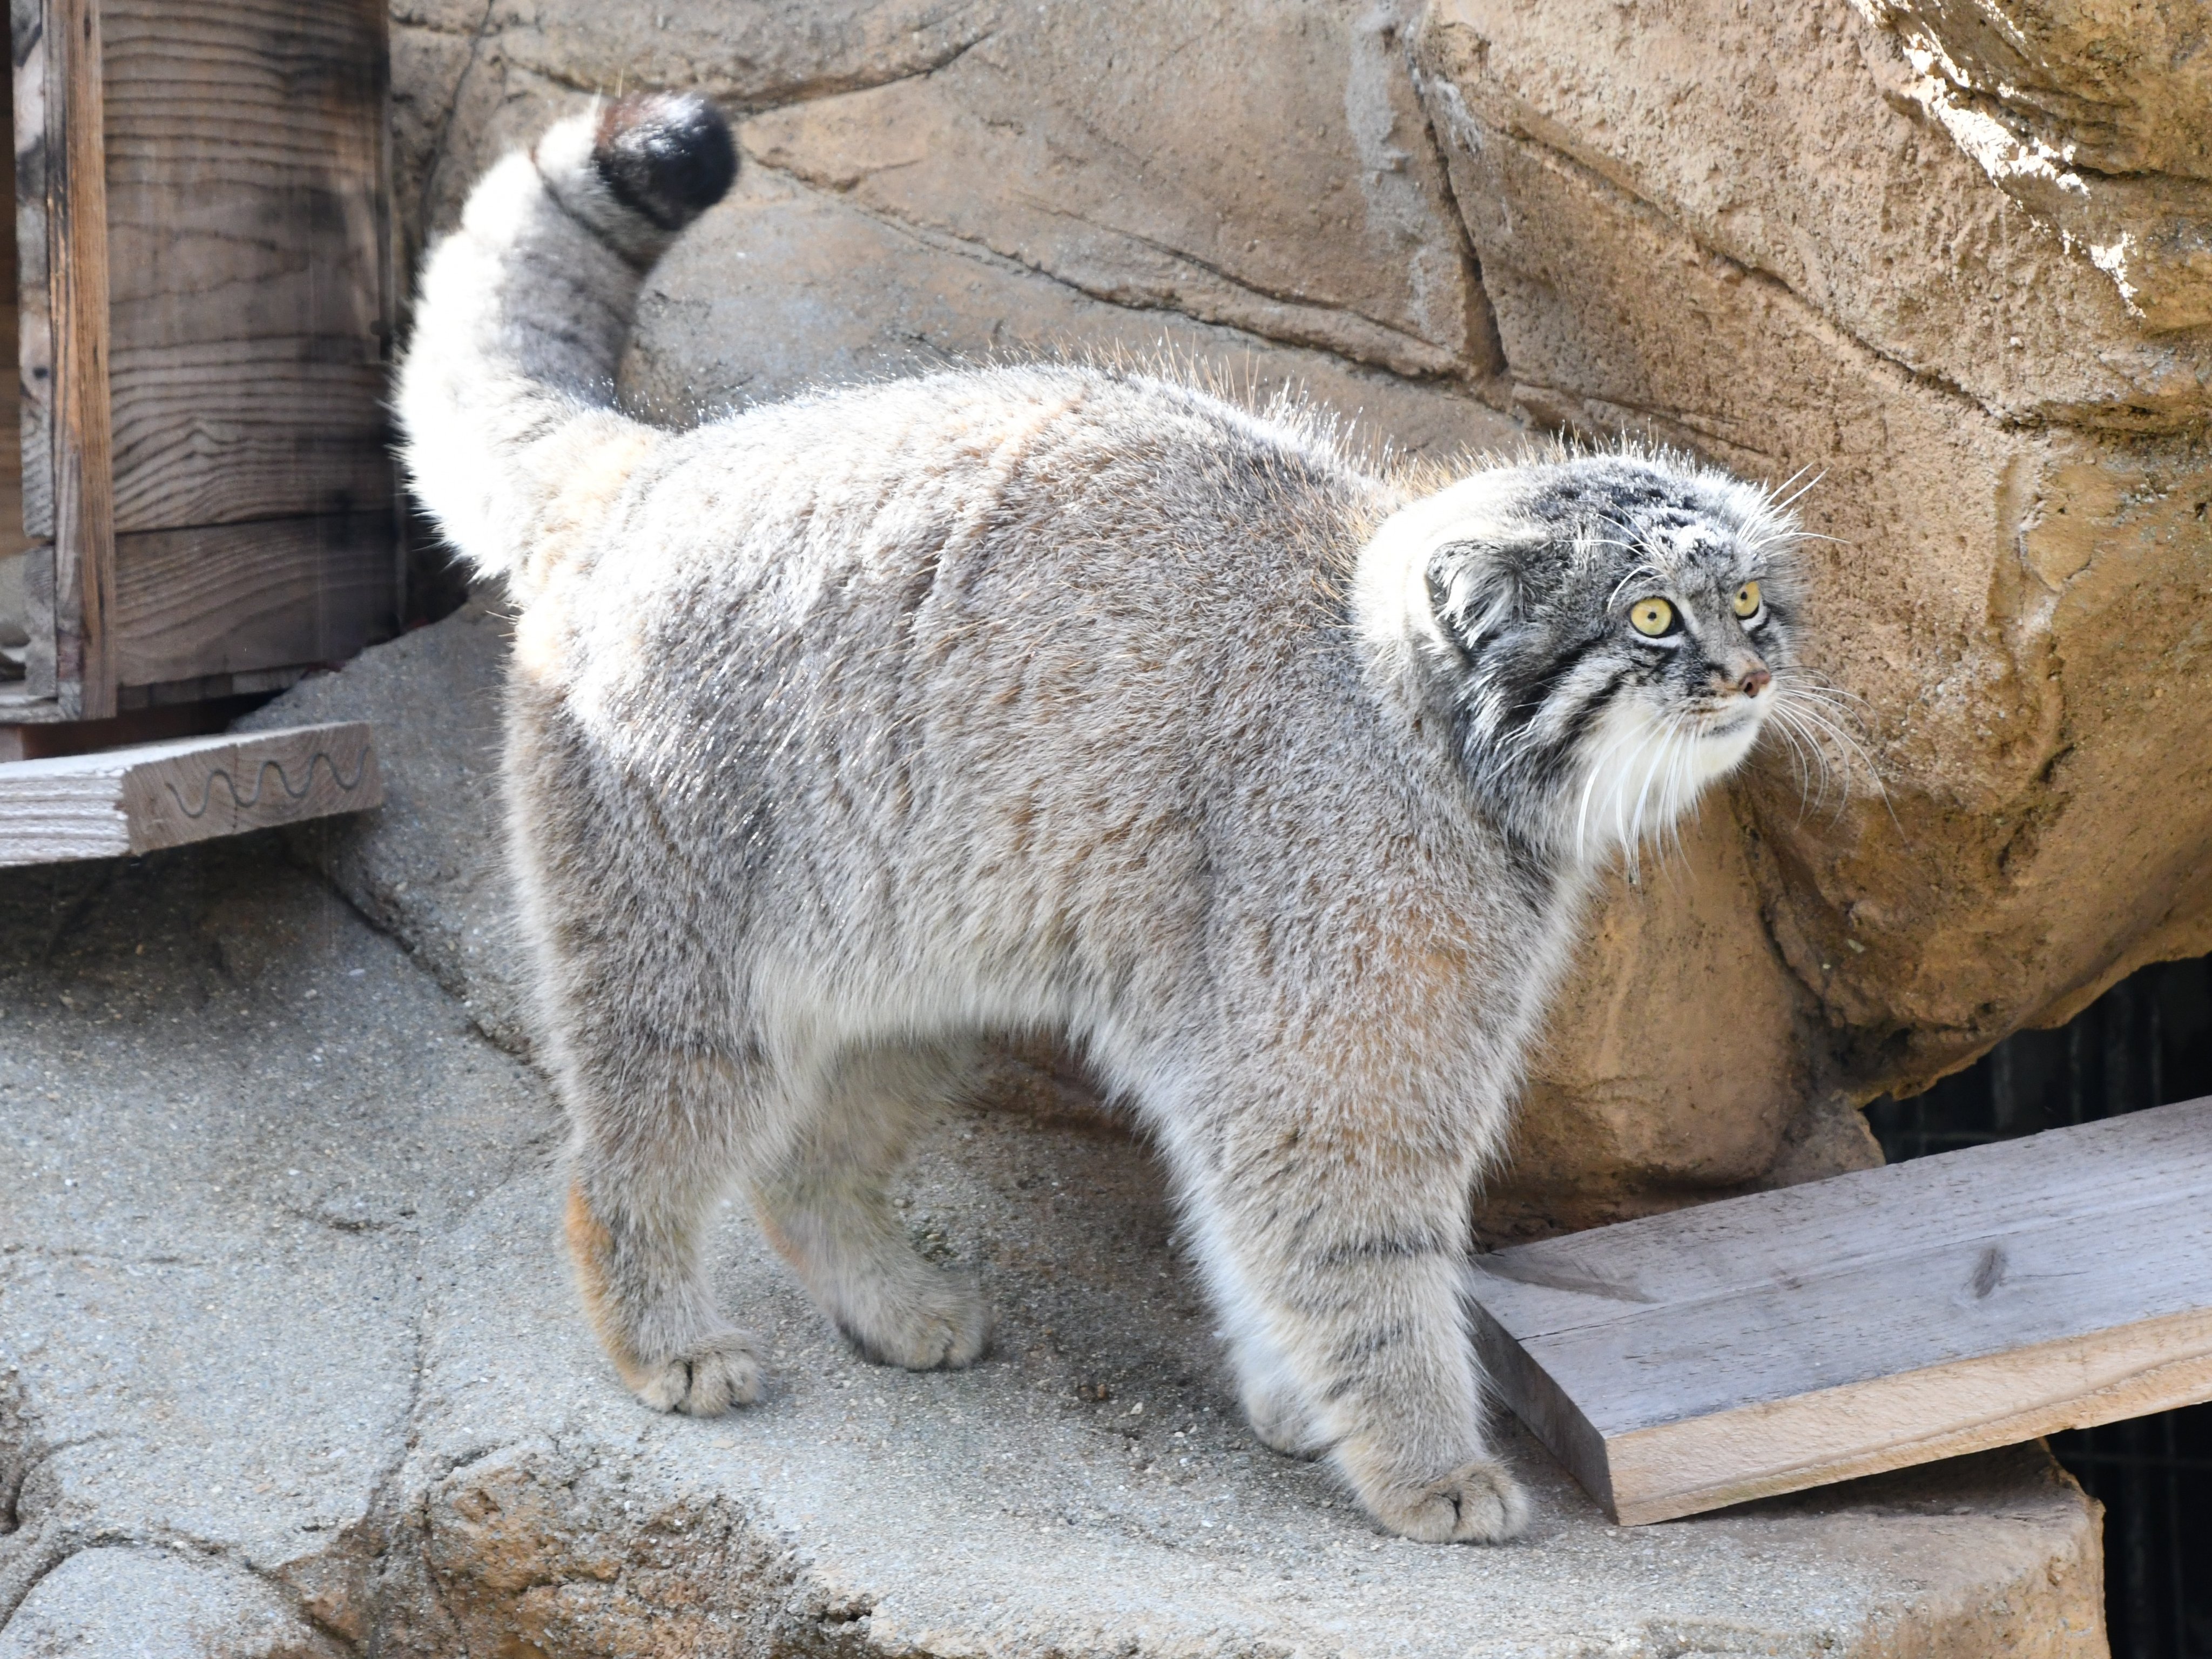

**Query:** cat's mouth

left=1700, top=707, right=1763, bottom=739
left=1688, top=692, right=1775, bottom=741
left=1684, top=703, right=1768, bottom=779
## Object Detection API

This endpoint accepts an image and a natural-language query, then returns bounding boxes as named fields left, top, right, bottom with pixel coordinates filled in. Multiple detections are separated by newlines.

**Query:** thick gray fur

left=397, top=93, right=1808, bottom=1543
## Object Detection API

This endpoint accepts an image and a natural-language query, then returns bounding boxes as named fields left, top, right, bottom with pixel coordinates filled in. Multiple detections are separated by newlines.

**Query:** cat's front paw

left=1361, top=1459, right=1530, bottom=1543
left=629, top=1330, right=765, bottom=1415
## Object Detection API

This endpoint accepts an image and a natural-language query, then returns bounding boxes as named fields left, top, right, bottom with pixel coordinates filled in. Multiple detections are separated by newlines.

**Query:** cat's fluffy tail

left=397, top=93, right=737, bottom=592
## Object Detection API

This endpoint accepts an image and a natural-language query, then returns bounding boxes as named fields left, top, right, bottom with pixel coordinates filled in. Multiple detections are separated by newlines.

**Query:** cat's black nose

left=593, top=91, right=738, bottom=233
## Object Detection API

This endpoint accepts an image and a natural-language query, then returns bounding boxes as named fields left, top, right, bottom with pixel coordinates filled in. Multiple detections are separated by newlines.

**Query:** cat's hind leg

left=1207, top=1251, right=1331, bottom=1459
left=562, top=1034, right=770, bottom=1415
left=751, top=1041, right=992, bottom=1370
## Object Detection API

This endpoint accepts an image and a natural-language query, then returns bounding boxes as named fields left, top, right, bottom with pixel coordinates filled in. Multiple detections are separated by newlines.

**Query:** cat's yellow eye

left=1732, top=580, right=1762, bottom=618
left=1629, top=597, right=1675, bottom=637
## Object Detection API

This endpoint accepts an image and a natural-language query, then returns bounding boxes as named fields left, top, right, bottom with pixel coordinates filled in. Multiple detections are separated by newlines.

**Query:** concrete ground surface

left=0, top=608, right=2112, bottom=1655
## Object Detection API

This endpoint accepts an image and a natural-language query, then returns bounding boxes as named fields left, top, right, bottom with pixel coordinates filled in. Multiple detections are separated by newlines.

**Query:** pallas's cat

left=399, top=93, right=1809, bottom=1541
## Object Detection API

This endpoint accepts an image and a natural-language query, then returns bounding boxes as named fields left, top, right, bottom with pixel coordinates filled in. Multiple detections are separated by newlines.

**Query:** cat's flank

left=399, top=93, right=1807, bottom=1542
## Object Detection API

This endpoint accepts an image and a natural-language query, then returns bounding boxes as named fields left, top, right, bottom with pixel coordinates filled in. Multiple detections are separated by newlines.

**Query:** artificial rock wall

left=387, top=0, right=2211, bottom=1229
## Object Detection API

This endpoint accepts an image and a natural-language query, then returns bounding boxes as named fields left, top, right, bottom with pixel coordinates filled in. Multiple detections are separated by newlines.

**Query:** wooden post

left=7, top=0, right=395, bottom=729
left=42, top=0, right=115, bottom=720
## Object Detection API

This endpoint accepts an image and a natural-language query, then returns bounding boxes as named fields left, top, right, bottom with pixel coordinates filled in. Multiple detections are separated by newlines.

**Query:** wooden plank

left=111, top=509, right=396, bottom=689
left=0, top=696, right=235, bottom=757
left=97, top=0, right=392, bottom=534
left=38, top=0, right=116, bottom=719
left=10, top=0, right=59, bottom=706
left=1467, top=1096, right=2212, bottom=1524
left=15, top=0, right=54, bottom=551
left=103, top=353, right=392, bottom=533
left=0, top=719, right=379, bottom=864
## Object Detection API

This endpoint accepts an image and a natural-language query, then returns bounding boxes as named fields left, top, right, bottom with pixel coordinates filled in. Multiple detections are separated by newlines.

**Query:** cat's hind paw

left=1242, top=1378, right=1329, bottom=1460
left=629, top=1331, right=765, bottom=1415
left=836, top=1267, right=992, bottom=1371
left=1363, top=1459, right=1531, bottom=1543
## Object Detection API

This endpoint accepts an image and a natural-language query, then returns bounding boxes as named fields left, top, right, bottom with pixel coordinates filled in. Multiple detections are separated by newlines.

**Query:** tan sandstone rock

left=389, top=0, right=1502, bottom=382
left=1412, top=0, right=2210, bottom=426
left=1414, top=0, right=2212, bottom=1119
left=734, top=0, right=1501, bottom=381
left=1851, top=0, right=2212, bottom=331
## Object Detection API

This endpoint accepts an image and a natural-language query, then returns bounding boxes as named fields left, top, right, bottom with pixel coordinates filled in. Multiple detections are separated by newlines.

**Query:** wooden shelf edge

left=0, top=720, right=382, bottom=867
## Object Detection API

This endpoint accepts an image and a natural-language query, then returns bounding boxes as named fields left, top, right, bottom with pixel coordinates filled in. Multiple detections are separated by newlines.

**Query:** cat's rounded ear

left=1424, top=537, right=1533, bottom=660
left=1354, top=474, right=1526, bottom=667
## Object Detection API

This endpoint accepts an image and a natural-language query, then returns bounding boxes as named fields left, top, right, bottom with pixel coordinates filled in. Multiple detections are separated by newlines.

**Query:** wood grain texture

left=98, top=0, right=392, bottom=534
left=0, top=719, right=379, bottom=863
left=111, top=509, right=397, bottom=689
left=9, top=0, right=396, bottom=718
left=14, top=0, right=53, bottom=550
left=1468, top=1096, right=2212, bottom=1523
left=10, top=0, right=58, bottom=705
left=41, top=0, right=116, bottom=719
left=1, top=22, right=27, bottom=559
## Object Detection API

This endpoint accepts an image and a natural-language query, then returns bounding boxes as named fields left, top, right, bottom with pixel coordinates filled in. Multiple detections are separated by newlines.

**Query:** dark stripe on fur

left=1498, top=634, right=1603, bottom=737
left=1313, top=1233, right=1449, bottom=1269
left=1544, top=664, right=1633, bottom=768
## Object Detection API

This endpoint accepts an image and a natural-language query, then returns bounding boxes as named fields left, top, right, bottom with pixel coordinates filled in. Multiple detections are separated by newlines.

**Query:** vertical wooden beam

left=14, top=0, right=58, bottom=702
left=42, top=0, right=111, bottom=719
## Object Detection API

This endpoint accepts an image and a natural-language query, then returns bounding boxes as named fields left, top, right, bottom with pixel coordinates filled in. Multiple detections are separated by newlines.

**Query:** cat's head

left=1358, top=446, right=1810, bottom=865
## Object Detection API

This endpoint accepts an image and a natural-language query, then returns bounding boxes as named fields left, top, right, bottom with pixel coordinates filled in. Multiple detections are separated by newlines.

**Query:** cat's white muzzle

left=1570, top=696, right=1768, bottom=863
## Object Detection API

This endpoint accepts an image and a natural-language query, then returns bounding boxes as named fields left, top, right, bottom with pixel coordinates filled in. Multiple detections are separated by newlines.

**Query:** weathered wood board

left=96, top=0, right=392, bottom=536
left=7, top=0, right=397, bottom=720
left=0, top=720, right=379, bottom=864
left=1467, top=1095, right=2212, bottom=1525
left=111, top=510, right=396, bottom=687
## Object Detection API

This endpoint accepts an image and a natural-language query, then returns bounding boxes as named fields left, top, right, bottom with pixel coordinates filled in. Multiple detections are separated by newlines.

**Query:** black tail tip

left=593, top=91, right=738, bottom=234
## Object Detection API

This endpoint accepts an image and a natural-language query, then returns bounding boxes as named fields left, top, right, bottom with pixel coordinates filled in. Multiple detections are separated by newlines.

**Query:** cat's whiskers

left=1572, top=701, right=1662, bottom=862
left=1662, top=714, right=1702, bottom=866
left=1769, top=703, right=1850, bottom=821
left=1619, top=719, right=1663, bottom=867
left=1650, top=721, right=1694, bottom=871
left=1769, top=468, right=1827, bottom=516
left=1773, top=668, right=1877, bottom=727
left=1756, top=666, right=1890, bottom=827
left=1761, top=702, right=1824, bottom=820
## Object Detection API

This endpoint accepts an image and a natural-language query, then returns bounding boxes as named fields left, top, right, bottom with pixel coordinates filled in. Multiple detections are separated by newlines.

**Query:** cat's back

left=562, top=361, right=1391, bottom=752
left=612, top=362, right=1376, bottom=624
left=523, top=360, right=1421, bottom=956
